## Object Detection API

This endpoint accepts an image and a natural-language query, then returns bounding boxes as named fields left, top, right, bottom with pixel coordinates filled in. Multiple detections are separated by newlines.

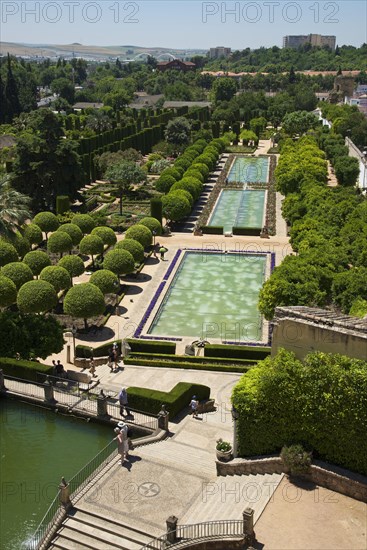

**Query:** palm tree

left=0, top=175, right=32, bottom=239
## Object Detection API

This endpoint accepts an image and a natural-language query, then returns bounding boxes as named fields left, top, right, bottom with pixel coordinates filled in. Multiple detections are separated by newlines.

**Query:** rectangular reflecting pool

left=208, top=189, right=266, bottom=233
left=228, top=156, right=269, bottom=183
left=147, top=251, right=267, bottom=341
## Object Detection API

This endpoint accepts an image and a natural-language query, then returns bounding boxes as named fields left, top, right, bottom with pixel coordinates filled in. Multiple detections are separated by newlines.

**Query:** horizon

left=1, top=1, right=366, bottom=50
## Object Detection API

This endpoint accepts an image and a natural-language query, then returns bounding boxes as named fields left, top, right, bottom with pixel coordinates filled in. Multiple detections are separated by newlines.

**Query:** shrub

left=232, top=349, right=367, bottom=475
left=39, top=266, right=71, bottom=292
left=115, top=239, right=145, bottom=264
left=72, top=213, right=96, bottom=234
left=23, top=223, right=43, bottom=245
left=126, top=338, right=176, bottom=354
left=172, top=177, right=202, bottom=201
left=150, top=197, right=163, bottom=225
left=162, top=193, right=191, bottom=221
left=127, top=382, right=210, bottom=418
left=89, top=269, right=119, bottom=295
left=1, top=262, right=33, bottom=289
left=0, top=275, right=17, bottom=307
left=33, top=212, right=60, bottom=239
left=0, top=241, right=18, bottom=267
left=63, top=283, right=105, bottom=329
left=125, top=224, right=152, bottom=248
left=56, top=195, right=70, bottom=215
left=155, top=173, right=176, bottom=194
left=17, top=280, right=57, bottom=313
left=201, top=226, right=223, bottom=234
left=47, top=231, right=73, bottom=258
left=0, top=357, right=53, bottom=382
left=58, top=255, right=85, bottom=281
left=138, top=216, right=163, bottom=236
left=91, top=226, right=117, bottom=247
left=57, top=223, right=83, bottom=246
left=23, top=251, right=51, bottom=277
left=183, top=169, right=204, bottom=183
left=6, top=233, right=31, bottom=258
left=161, top=167, right=182, bottom=181
left=205, top=344, right=271, bottom=361
left=232, top=227, right=262, bottom=236
left=79, top=234, right=104, bottom=268
left=75, top=339, right=122, bottom=358
left=191, top=162, right=210, bottom=179
left=103, top=248, right=135, bottom=276
left=280, top=444, right=312, bottom=475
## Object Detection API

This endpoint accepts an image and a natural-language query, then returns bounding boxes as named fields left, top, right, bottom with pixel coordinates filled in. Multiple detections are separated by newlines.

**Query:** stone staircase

left=49, top=508, right=153, bottom=550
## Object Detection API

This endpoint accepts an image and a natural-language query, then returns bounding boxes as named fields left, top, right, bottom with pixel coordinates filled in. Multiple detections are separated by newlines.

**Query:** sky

left=1, top=0, right=366, bottom=50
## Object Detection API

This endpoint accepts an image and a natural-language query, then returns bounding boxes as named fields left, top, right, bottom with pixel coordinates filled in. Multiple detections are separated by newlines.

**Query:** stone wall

left=217, top=457, right=367, bottom=503
left=271, top=307, right=367, bottom=361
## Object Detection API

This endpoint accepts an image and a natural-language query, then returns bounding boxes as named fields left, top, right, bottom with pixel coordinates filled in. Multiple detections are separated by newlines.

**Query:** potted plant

left=216, top=438, right=233, bottom=461
left=280, top=444, right=312, bottom=478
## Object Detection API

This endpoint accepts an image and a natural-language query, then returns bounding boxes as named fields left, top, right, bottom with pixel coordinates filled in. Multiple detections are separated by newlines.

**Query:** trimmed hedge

left=125, top=338, right=176, bottom=355
left=127, top=351, right=255, bottom=366
left=75, top=339, right=122, bottom=358
left=127, top=382, right=210, bottom=418
left=232, top=227, right=262, bottom=236
left=201, top=226, right=223, bottom=234
left=0, top=357, right=53, bottom=382
left=204, top=344, right=271, bottom=361
left=124, top=356, right=251, bottom=373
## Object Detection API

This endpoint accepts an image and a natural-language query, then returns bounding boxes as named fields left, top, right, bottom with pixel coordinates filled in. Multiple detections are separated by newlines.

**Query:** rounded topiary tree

left=40, top=265, right=71, bottom=292
left=138, top=217, right=163, bottom=237
left=103, top=249, right=135, bottom=277
left=58, top=255, right=85, bottom=285
left=33, top=212, right=60, bottom=242
left=0, top=241, right=18, bottom=267
left=6, top=233, right=31, bottom=258
left=124, top=224, right=152, bottom=248
left=79, top=234, right=104, bottom=269
left=57, top=223, right=83, bottom=246
left=155, top=173, right=176, bottom=194
left=47, top=231, right=73, bottom=259
left=63, top=282, right=105, bottom=330
left=1, top=262, right=34, bottom=289
left=23, top=223, right=43, bottom=246
left=115, top=239, right=145, bottom=264
left=89, top=269, right=119, bottom=295
left=23, top=250, right=51, bottom=277
left=168, top=188, right=193, bottom=207
left=191, top=162, right=210, bottom=180
left=17, top=280, right=58, bottom=313
left=72, top=214, right=96, bottom=235
left=91, top=226, right=117, bottom=255
left=183, top=168, right=204, bottom=183
left=171, top=178, right=202, bottom=201
left=162, top=193, right=191, bottom=222
left=0, top=275, right=17, bottom=308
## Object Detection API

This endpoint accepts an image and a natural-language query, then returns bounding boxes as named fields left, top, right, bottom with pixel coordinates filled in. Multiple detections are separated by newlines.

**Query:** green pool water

left=148, top=252, right=266, bottom=341
left=208, top=189, right=266, bottom=232
left=0, top=399, right=114, bottom=550
left=228, top=156, right=269, bottom=183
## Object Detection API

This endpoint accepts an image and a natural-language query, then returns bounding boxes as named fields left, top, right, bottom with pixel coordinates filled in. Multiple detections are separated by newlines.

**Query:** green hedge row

left=0, top=357, right=53, bottom=382
left=124, top=357, right=251, bottom=373
left=128, top=352, right=255, bottom=366
left=127, top=382, right=210, bottom=418
left=232, top=349, right=367, bottom=476
left=125, top=338, right=176, bottom=355
left=232, top=227, right=262, bottom=236
left=204, top=344, right=271, bottom=360
left=201, top=226, right=224, bottom=234
left=75, top=340, right=122, bottom=358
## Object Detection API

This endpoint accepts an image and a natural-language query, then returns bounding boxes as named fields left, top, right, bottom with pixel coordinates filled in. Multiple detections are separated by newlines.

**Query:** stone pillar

left=0, top=369, right=7, bottom=392
left=243, top=507, right=256, bottom=546
left=66, top=345, right=71, bottom=364
left=97, top=389, right=108, bottom=417
left=158, top=404, right=169, bottom=431
left=166, top=515, right=178, bottom=543
left=59, top=477, right=72, bottom=510
left=44, top=376, right=56, bottom=403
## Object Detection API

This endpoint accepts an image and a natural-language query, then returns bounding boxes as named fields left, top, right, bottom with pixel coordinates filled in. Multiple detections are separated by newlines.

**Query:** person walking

left=190, top=395, right=199, bottom=418
left=118, top=387, right=131, bottom=416
left=114, top=427, right=128, bottom=464
left=107, top=348, right=114, bottom=373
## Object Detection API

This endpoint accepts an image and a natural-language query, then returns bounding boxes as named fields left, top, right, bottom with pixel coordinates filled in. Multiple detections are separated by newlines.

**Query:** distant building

left=156, top=59, right=196, bottom=72
left=209, top=47, right=231, bottom=59
left=283, top=34, right=336, bottom=50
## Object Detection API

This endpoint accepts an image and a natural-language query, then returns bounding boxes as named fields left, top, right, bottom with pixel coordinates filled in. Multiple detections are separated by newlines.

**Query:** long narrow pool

left=0, top=399, right=113, bottom=550
left=208, top=189, right=266, bottom=232
left=148, top=251, right=267, bottom=341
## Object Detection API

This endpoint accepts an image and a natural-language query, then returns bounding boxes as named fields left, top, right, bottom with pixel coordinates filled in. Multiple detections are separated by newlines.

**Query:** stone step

left=73, top=509, right=153, bottom=546
left=50, top=528, right=120, bottom=549
left=54, top=517, right=145, bottom=550
left=180, top=473, right=283, bottom=525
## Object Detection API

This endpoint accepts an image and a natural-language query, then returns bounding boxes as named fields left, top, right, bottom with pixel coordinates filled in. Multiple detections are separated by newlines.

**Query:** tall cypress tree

left=5, top=53, right=21, bottom=122
left=0, top=70, right=6, bottom=124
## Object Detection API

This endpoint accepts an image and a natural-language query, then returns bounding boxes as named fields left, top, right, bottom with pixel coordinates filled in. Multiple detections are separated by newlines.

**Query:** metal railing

left=106, top=400, right=159, bottom=431
left=141, top=520, right=244, bottom=549
left=4, top=375, right=45, bottom=400
left=25, top=490, right=63, bottom=550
